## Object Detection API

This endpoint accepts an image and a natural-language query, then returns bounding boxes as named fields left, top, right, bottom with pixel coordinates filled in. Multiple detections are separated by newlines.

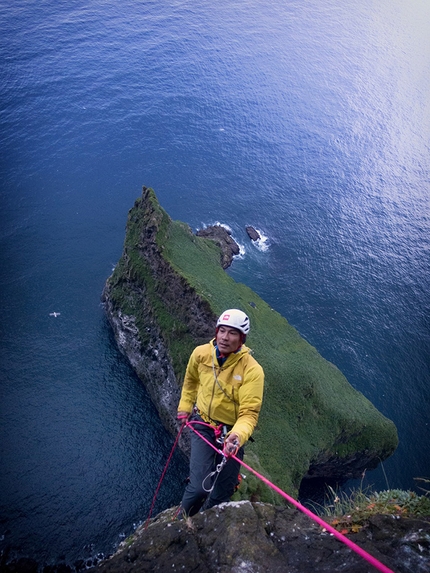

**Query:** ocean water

left=1, top=0, right=429, bottom=567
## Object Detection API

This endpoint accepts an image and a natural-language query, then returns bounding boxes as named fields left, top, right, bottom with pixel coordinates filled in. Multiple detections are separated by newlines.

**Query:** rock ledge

left=95, top=501, right=430, bottom=573
left=196, top=225, right=240, bottom=268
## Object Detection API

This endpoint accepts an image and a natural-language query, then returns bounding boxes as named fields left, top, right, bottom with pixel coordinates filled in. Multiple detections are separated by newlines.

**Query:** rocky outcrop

left=94, top=501, right=430, bottom=573
left=102, top=189, right=216, bottom=451
left=196, top=225, right=240, bottom=268
left=3, top=502, right=429, bottom=573
left=101, top=186, right=398, bottom=497
left=246, top=225, right=261, bottom=241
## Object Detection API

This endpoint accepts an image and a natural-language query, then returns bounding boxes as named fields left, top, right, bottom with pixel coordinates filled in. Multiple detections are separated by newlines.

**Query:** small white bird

left=49, top=312, right=61, bottom=317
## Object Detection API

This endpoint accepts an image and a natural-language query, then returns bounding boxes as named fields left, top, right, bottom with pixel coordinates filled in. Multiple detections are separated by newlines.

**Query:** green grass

left=106, top=188, right=399, bottom=498
left=107, top=195, right=198, bottom=378
left=162, top=212, right=398, bottom=494
left=319, top=478, right=430, bottom=534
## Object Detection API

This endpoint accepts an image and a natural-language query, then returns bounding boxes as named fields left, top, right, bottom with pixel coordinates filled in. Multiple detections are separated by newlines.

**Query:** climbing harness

left=187, top=417, right=231, bottom=493
left=215, top=423, right=228, bottom=445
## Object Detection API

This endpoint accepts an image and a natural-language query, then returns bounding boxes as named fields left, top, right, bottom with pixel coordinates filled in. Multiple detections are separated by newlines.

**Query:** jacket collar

left=210, top=338, right=249, bottom=367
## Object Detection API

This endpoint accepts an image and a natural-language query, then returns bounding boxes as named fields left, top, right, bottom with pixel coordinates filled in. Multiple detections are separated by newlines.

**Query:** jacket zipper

left=208, top=365, right=218, bottom=420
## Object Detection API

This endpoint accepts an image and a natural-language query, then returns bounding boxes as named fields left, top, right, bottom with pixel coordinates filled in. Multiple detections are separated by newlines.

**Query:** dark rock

left=93, top=501, right=430, bottom=573
left=246, top=225, right=261, bottom=241
left=196, top=225, right=240, bottom=268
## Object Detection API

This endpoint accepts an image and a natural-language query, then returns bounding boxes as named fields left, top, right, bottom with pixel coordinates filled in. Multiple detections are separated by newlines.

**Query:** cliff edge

left=102, top=186, right=398, bottom=497
left=94, top=501, right=430, bottom=573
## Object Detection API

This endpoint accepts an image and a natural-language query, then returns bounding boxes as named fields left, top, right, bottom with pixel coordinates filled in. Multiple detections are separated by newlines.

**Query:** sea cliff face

left=102, top=186, right=398, bottom=497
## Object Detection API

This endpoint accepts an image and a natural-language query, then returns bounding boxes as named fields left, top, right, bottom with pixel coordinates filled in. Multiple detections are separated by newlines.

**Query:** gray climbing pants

left=181, top=414, right=244, bottom=517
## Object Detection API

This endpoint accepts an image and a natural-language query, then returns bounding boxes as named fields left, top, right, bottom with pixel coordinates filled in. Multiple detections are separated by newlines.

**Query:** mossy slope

left=104, top=187, right=398, bottom=498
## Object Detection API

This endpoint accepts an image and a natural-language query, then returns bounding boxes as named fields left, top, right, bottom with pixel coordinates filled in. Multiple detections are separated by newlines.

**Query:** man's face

left=216, top=325, right=242, bottom=355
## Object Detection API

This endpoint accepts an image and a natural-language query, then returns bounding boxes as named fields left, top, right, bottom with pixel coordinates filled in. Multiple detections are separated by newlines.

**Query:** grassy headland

left=105, top=188, right=398, bottom=499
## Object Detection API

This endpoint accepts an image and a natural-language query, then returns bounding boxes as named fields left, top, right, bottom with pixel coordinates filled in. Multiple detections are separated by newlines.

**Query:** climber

left=177, top=308, right=265, bottom=516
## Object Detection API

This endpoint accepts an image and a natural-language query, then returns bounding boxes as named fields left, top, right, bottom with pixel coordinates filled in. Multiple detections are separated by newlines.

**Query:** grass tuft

left=320, top=477, right=430, bottom=534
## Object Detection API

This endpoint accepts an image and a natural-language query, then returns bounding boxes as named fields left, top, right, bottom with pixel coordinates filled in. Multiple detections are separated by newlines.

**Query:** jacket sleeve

left=177, top=348, right=200, bottom=414
left=231, top=359, right=264, bottom=445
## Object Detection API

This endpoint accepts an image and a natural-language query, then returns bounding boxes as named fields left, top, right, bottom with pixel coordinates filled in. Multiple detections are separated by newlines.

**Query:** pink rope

left=186, top=421, right=395, bottom=573
left=144, top=421, right=185, bottom=530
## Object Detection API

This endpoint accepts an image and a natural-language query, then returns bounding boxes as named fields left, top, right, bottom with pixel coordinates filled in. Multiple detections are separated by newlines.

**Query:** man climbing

left=177, top=308, right=265, bottom=516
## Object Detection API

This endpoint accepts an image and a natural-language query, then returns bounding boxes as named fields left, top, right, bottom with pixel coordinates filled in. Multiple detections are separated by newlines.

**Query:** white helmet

left=216, top=309, right=250, bottom=335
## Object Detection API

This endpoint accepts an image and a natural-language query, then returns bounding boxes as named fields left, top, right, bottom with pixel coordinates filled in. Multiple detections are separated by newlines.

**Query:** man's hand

left=176, top=411, right=190, bottom=429
left=223, top=433, right=240, bottom=457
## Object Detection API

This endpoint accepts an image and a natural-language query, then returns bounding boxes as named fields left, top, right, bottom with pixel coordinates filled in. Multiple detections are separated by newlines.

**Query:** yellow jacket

left=178, top=339, right=264, bottom=445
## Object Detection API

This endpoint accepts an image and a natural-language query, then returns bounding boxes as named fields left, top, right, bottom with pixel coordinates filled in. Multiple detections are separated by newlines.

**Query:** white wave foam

left=234, top=242, right=246, bottom=258
left=250, top=228, right=270, bottom=252
left=211, top=220, right=233, bottom=234
left=198, top=221, right=245, bottom=258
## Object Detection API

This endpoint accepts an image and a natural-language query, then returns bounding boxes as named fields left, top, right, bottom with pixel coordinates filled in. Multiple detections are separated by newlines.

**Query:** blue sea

left=1, top=0, right=429, bottom=568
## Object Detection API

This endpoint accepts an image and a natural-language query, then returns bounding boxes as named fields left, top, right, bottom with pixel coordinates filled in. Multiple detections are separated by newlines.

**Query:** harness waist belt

left=195, top=408, right=232, bottom=431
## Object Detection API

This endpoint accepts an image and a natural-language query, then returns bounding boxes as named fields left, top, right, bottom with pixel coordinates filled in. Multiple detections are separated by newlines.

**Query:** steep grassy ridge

left=104, top=188, right=398, bottom=498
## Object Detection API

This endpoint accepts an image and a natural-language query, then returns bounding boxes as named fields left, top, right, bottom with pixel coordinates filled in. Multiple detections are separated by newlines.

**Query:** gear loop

left=202, top=453, right=228, bottom=493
